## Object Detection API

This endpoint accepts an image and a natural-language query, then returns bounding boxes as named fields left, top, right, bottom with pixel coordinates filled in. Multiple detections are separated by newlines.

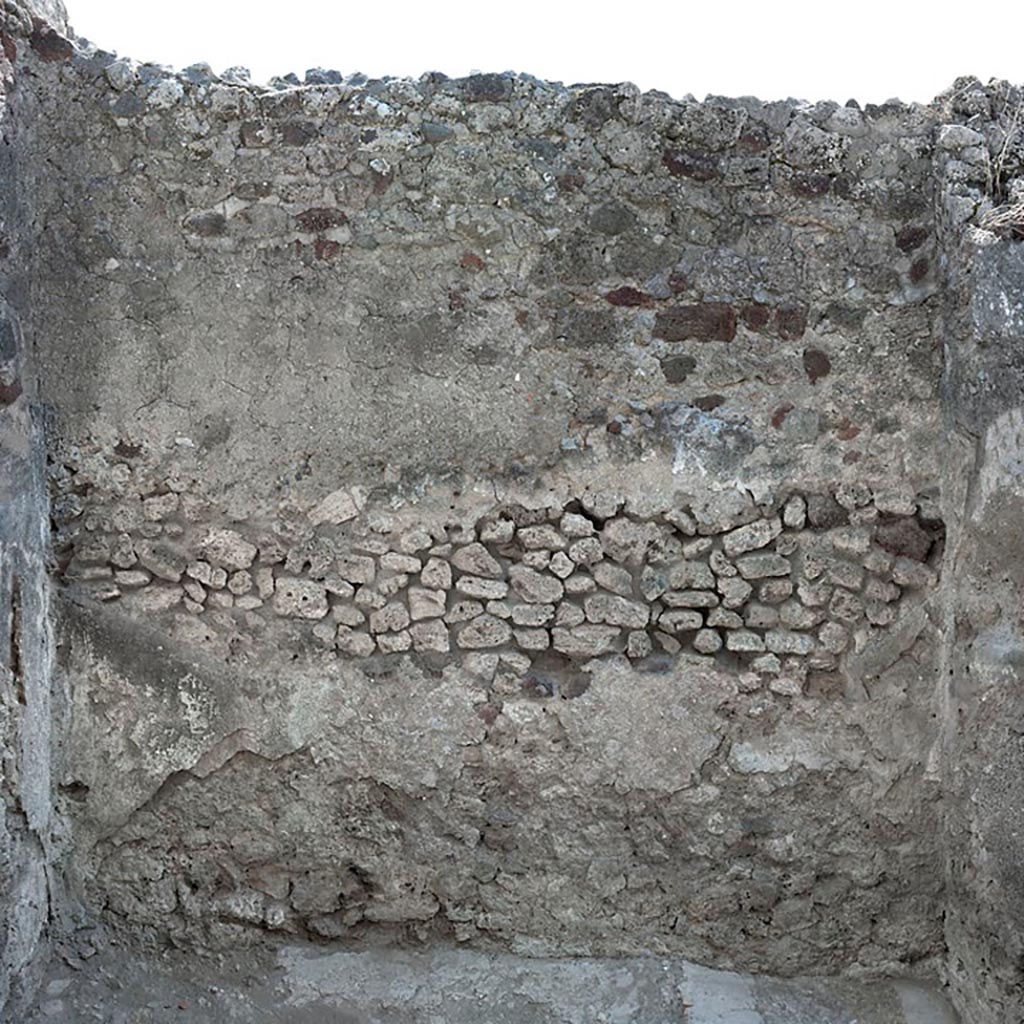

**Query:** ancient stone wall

left=0, top=5, right=1022, bottom=1021
left=0, top=2, right=70, bottom=1017
left=932, top=78, right=1024, bottom=1024
left=20, top=34, right=952, bottom=981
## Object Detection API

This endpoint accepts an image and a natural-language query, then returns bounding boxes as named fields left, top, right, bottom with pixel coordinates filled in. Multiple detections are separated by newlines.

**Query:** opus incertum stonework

left=1, top=2, right=1023, bottom=1021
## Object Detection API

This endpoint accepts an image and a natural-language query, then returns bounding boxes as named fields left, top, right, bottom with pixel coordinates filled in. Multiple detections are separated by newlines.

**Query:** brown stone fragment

left=741, top=303, right=771, bottom=331
left=29, top=24, right=73, bottom=63
left=654, top=303, right=736, bottom=343
left=605, top=287, right=653, bottom=308
left=296, top=208, right=348, bottom=232
left=790, top=172, right=831, bottom=197
left=803, top=348, right=832, bottom=383
left=692, top=394, right=725, bottom=412
left=875, top=516, right=933, bottom=562
left=895, top=225, right=929, bottom=253
left=770, top=404, right=793, bottom=430
left=0, top=378, right=22, bottom=405
left=776, top=306, right=808, bottom=340
left=663, top=149, right=721, bottom=181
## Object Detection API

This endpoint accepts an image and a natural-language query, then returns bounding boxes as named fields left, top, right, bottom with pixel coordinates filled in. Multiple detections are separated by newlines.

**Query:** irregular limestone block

left=522, top=550, right=551, bottom=570
left=683, top=537, right=713, bottom=558
left=663, top=589, right=719, bottom=608
left=639, top=565, right=668, bottom=601
left=584, top=593, right=649, bottom=629
left=137, top=540, right=187, bottom=581
left=378, top=574, right=409, bottom=597
left=110, top=533, right=138, bottom=569
left=556, top=603, right=586, bottom=627
left=512, top=604, right=555, bottom=626
left=410, top=619, right=450, bottom=653
left=593, top=561, right=633, bottom=597
left=892, top=557, right=937, bottom=588
left=479, top=518, right=515, bottom=544
left=381, top=552, right=422, bottom=574
left=627, top=630, right=653, bottom=658
left=445, top=599, right=484, bottom=623
left=709, top=550, right=737, bottom=577
left=420, top=556, right=453, bottom=590
left=828, top=561, right=864, bottom=591
left=399, top=529, right=433, bottom=553
left=708, top=607, right=743, bottom=629
left=779, top=601, right=824, bottom=630
left=273, top=578, right=329, bottom=619
left=765, top=629, right=815, bottom=655
left=725, top=630, right=765, bottom=652
left=184, top=561, right=211, bottom=585
left=457, top=614, right=513, bottom=649
left=722, top=517, right=782, bottom=558
left=369, top=601, right=411, bottom=634
left=818, top=621, right=849, bottom=653
left=658, top=609, right=703, bottom=633
left=142, top=492, right=179, bottom=522
left=735, top=553, right=791, bottom=579
left=693, top=628, right=723, bottom=654
left=509, top=565, right=563, bottom=604
left=744, top=603, right=778, bottom=628
left=452, top=542, right=503, bottom=578
left=759, top=579, right=793, bottom=604
left=309, top=488, right=360, bottom=525
left=670, top=560, right=715, bottom=589
left=199, top=529, right=257, bottom=571
left=336, top=554, right=377, bottom=585
left=456, top=575, right=509, bottom=600
left=568, top=537, right=603, bottom=565
left=560, top=512, right=593, bottom=538
left=332, top=604, right=365, bottom=627
left=514, top=628, right=550, bottom=651
left=601, top=517, right=659, bottom=564
left=518, top=525, right=566, bottom=550
left=552, top=624, right=621, bottom=657
left=782, top=494, right=807, bottom=529
left=548, top=551, right=575, bottom=579
left=228, top=570, right=253, bottom=595
left=114, top=570, right=150, bottom=588
left=378, top=630, right=412, bottom=654
left=354, top=587, right=387, bottom=610
left=564, top=574, right=596, bottom=595
left=255, top=566, right=275, bottom=598
left=408, top=587, right=446, bottom=620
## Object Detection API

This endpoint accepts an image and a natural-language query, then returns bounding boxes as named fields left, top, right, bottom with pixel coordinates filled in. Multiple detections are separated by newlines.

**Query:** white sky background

left=66, top=0, right=1022, bottom=105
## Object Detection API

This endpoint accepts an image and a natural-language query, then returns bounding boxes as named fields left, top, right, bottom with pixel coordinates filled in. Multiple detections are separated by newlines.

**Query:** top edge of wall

left=12, top=1, right=1022, bottom=118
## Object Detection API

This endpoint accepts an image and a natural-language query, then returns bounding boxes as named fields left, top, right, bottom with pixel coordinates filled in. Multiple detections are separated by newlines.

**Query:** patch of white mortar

left=679, top=962, right=762, bottom=1024
left=976, top=406, right=1024, bottom=517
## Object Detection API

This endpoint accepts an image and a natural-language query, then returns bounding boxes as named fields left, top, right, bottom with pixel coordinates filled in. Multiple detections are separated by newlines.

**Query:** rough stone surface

left=0, top=13, right=1018, bottom=1020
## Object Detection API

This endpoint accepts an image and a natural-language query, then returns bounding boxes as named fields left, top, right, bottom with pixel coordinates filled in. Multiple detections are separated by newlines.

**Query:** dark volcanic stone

left=29, top=25, right=73, bottom=63
left=806, top=494, right=849, bottom=529
left=876, top=516, right=933, bottom=561
left=461, top=73, right=512, bottom=103
left=803, top=348, right=832, bottom=384
left=663, top=148, right=721, bottom=182
left=660, top=355, right=697, bottom=383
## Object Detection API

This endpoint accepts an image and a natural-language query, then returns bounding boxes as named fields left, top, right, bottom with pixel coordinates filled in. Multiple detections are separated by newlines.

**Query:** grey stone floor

left=26, top=942, right=960, bottom=1023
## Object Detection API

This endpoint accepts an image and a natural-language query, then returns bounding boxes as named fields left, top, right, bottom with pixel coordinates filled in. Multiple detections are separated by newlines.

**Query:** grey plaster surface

left=27, top=943, right=959, bottom=1024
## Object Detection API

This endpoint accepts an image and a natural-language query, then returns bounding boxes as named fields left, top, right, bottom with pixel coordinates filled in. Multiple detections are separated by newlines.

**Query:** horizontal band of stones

left=58, top=484, right=943, bottom=681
